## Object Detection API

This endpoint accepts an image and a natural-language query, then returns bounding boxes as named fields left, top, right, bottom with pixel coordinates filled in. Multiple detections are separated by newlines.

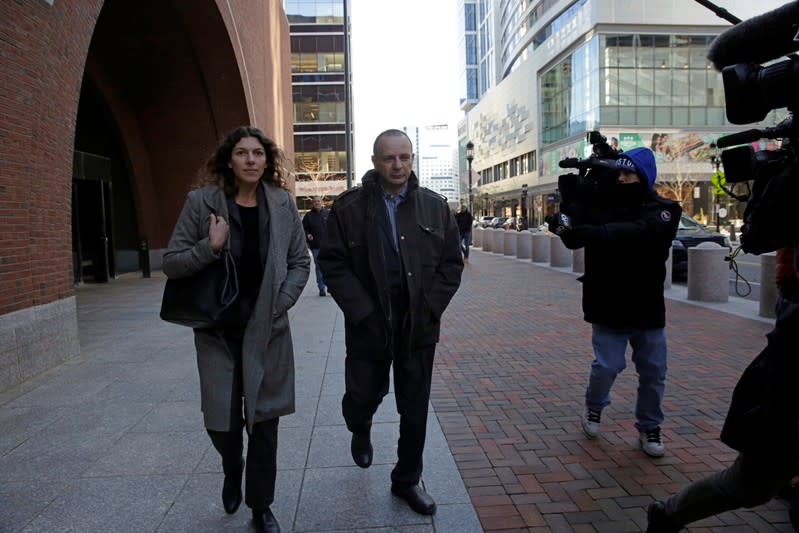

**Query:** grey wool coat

left=163, top=183, right=310, bottom=432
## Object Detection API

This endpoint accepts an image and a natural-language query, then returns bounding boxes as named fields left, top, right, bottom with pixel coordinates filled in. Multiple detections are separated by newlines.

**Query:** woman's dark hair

left=196, top=126, right=289, bottom=195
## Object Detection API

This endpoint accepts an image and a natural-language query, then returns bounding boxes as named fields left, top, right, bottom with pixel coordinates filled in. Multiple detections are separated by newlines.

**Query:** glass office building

left=460, top=0, right=786, bottom=228
left=284, top=0, right=354, bottom=210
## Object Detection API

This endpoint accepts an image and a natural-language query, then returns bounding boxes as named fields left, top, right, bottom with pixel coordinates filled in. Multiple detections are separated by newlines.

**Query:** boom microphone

left=716, top=118, right=798, bottom=147
left=716, top=129, right=765, bottom=148
left=707, top=1, right=799, bottom=71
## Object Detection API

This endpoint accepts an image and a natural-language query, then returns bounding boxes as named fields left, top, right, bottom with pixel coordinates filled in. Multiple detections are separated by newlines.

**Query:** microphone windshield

left=707, top=1, right=799, bottom=71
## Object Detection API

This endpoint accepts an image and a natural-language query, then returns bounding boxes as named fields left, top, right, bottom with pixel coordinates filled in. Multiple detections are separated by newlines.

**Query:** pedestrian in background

left=318, top=129, right=463, bottom=516
left=455, top=204, right=474, bottom=264
left=163, top=126, right=309, bottom=533
left=302, top=196, right=330, bottom=296
left=550, top=147, right=680, bottom=458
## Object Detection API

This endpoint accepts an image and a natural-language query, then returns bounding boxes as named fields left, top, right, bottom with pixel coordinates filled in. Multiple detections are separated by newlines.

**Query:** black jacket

left=318, top=170, right=463, bottom=358
left=721, top=248, right=799, bottom=462
left=561, top=191, right=681, bottom=329
left=302, top=207, right=329, bottom=249
left=455, top=209, right=473, bottom=235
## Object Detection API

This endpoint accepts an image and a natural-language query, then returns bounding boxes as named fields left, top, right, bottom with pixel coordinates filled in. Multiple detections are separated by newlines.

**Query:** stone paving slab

left=0, top=271, right=478, bottom=533
left=3, top=246, right=796, bottom=532
left=432, top=248, right=793, bottom=532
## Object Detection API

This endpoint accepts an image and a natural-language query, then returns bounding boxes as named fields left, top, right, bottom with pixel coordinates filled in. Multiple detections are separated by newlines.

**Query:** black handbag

left=160, top=249, right=239, bottom=329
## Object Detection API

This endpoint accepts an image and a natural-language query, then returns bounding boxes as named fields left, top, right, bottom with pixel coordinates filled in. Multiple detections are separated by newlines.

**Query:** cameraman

left=549, top=147, right=680, bottom=457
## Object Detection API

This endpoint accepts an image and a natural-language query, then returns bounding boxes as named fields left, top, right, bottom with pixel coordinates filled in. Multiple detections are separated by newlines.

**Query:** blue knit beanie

left=616, top=147, right=657, bottom=189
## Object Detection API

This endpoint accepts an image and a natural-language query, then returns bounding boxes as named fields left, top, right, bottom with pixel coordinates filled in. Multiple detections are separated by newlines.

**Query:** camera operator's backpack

left=740, top=158, right=799, bottom=255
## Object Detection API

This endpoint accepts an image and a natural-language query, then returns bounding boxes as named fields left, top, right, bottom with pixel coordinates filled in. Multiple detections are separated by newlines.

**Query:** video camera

left=707, top=1, right=799, bottom=254
left=548, top=130, right=622, bottom=232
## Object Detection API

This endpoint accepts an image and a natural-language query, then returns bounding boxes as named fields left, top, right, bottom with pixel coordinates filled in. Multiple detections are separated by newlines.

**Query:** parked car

left=672, top=213, right=730, bottom=280
left=474, top=216, right=494, bottom=228
left=502, top=217, right=517, bottom=230
left=489, top=217, right=507, bottom=229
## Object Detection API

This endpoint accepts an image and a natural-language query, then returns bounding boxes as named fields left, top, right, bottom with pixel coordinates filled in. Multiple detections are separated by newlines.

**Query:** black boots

left=391, top=484, right=437, bottom=515
left=252, top=507, right=280, bottom=532
left=350, top=423, right=373, bottom=468
left=646, top=501, right=682, bottom=533
left=222, top=456, right=244, bottom=514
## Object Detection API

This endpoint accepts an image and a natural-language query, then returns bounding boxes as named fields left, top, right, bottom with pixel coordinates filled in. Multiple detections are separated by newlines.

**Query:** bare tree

left=656, top=158, right=697, bottom=206
left=295, top=156, right=346, bottom=201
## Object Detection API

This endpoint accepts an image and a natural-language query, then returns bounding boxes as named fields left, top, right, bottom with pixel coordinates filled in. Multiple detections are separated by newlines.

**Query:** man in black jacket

left=454, top=205, right=474, bottom=263
left=318, top=129, right=463, bottom=516
left=302, top=196, right=329, bottom=296
left=550, top=147, right=680, bottom=458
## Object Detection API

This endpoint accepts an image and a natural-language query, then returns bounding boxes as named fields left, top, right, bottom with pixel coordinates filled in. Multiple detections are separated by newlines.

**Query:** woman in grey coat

left=163, top=126, right=309, bottom=533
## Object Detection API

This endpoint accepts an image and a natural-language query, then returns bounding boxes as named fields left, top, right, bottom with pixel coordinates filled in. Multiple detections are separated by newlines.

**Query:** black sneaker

left=319, top=288, right=326, bottom=297
left=646, top=501, right=681, bottom=533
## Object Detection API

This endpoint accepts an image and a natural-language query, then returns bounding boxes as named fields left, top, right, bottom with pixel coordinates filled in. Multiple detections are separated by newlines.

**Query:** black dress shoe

left=252, top=507, right=280, bottom=533
left=350, top=430, right=373, bottom=468
left=222, top=457, right=244, bottom=514
left=646, top=501, right=681, bottom=533
left=391, top=484, right=437, bottom=515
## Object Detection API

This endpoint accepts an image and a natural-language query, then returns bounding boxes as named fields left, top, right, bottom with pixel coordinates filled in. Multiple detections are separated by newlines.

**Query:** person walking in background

left=302, top=196, right=330, bottom=296
left=549, top=147, right=680, bottom=458
left=318, top=129, right=463, bottom=516
left=455, top=204, right=474, bottom=264
left=163, top=126, right=309, bottom=533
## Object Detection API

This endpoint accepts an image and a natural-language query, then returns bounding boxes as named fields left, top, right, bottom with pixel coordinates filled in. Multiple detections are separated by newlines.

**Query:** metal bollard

left=503, top=230, right=517, bottom=256
left=473, top=227, right=483, bottom=249
left=550, top=235, right=572, bottom=268
left=493, top=229, right=505, bottom=255
left=483, top=228, right=494, bottom=252
left=517, top=231, right=532, bottom=259
left=531, top=233, right=551, bottom=263
left=687, top=242, right=728, bottom=302
left=759, top=252, right=777, bottom=319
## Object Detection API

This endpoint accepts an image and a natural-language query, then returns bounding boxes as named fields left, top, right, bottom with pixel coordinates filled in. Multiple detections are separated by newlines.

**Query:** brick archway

left=81, top=0, right=251, bottom=253
left=0, top=0, right=293, bottom=391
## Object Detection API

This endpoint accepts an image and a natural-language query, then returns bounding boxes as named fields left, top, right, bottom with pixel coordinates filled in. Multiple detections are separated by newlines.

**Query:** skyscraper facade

left=284, top=0, right=354, bottom=210
left=458, top=0, right=786, bottom=228
left=405, top=125, right=460, bottom=207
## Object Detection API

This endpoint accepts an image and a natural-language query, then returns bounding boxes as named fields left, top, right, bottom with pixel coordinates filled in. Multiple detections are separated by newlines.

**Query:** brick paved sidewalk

left=432, top=250, right=792, bottom=532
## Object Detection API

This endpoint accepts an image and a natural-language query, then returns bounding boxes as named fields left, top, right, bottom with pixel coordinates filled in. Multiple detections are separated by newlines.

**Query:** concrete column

left=572, top=247, right=585, bottom=273
left=503, top=230, right=517, bottom=256
left=494, top=229, right=505, bottom=255
left=550, top=236, right=572, bottom=268
left=532, top=233, right=551, bottom=263
left=473, top=227, right=483, bottom=248
left=759, top=252, right=777, bottom=319
left=664, top=246, right=673, bottom=290
left=483, top=228, right=494, bottom=252
left=687, top=242, right=728, bottom=302
left=517, top=231, right=532, bottom=259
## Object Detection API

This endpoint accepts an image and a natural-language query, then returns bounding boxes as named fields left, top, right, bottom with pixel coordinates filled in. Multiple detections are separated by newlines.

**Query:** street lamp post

left=520, top=183, right=528, bottom=230
left=709, top=142, right=721, bottom=232
left=466, top=141, right=474, bottom=213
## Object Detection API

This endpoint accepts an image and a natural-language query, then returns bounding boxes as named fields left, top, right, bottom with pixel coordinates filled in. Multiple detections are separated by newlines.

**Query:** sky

left=349, top=0, right=463, bottom=179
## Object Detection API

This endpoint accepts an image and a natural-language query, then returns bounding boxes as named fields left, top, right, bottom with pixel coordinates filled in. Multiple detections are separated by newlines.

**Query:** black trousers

left=342, top=344, right=436, bottom=487
left=207, top=332, right=279, bottom=510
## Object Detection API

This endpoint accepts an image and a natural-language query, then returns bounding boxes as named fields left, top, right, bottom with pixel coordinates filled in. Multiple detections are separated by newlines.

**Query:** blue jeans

left=460, top=231, right=472, bottom=259
left=585, top=324, right=667, bottom=431
left=311, top=248, right=325, bottom=290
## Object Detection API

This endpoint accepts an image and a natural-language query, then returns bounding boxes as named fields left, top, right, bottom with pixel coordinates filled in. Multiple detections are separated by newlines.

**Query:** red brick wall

left=0, top=1, right=103, bottom=315
left=0, top=0, right=294, bottom=315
